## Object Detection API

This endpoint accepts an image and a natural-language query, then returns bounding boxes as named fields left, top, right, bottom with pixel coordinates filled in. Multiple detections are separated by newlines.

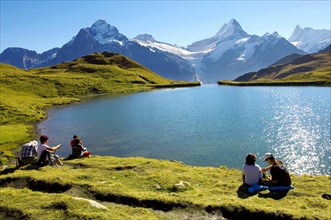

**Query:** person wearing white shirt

left=38, top=135, right=62, bottom=166
left=242, top=153, right=263, bottom=186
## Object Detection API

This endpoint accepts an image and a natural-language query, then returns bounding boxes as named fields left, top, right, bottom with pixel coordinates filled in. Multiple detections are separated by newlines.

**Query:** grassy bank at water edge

left=1, top=156, right=330, bottom=219
left=0, top=52, right=200, bottom=164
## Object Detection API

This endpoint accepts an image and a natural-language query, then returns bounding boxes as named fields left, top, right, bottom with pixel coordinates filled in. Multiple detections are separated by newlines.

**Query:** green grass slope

left=1, top=52, right=329, bottom=219
left=1, top=156, right=330, bottom=219
left=218, top=51, right=331, bottom=86
left=0, top=52, right=200, bottom=164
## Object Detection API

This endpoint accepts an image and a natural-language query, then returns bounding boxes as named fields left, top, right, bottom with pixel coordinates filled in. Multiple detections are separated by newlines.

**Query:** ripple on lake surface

left=38, top=85, right=331, bottom=175
left=262, top=87, right=330, bottom=175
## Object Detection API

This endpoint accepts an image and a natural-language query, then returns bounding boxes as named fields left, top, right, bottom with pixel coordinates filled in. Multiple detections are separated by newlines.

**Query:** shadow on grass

left=1, top=164, right=41, bottom=175
left=236, top=184, right=258, bottom=199
left=237, top=184, right=290, bottom=200
left=1, top=167, right=19, bottom=175
left=258, top=190, right=290, bottom=200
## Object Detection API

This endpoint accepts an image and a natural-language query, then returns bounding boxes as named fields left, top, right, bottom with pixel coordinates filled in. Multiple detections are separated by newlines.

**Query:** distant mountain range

left=1, top=19, right=330, bottom=83
left=231, top=44, right=331, bottom=85
left=0, top=20, right=195, bottom=81
left=288, top=25, right=331, bottom=54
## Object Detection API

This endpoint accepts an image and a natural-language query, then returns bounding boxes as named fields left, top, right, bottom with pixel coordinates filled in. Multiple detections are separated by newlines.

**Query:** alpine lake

left=38, top=85, right=331, bottom=175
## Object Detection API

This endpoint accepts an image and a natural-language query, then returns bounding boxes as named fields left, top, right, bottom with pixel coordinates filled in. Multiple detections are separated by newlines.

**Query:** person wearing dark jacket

left=262, top=153, right=291, bottom=186
left=70, top=135, right=90, bottom=158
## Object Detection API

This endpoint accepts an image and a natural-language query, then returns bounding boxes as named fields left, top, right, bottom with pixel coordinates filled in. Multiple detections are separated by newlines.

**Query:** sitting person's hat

left=264, top=153, right=273, bottom=161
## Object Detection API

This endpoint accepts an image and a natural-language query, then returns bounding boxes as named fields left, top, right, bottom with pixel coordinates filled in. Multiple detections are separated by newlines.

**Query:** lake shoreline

left=4, top=82, right=202, bottom=165
left=39, top=85, right=330, bottom=176
left=1, top=75, right=330, bottom=219
left=218, top=80, right=331, bottom=87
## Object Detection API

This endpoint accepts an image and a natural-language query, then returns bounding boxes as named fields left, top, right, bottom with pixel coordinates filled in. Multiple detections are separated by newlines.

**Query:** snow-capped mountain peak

left=87, top=19, right=127, bottom=44
left=187, top=19, right=249, bottom=52
left=261, top=31, right=281, bottom=40
left=90, top=19, right=116, bottom=34
left=289, top=25, right=304, bottom=41
left=288, top=25, right=331, bottom=53
left=215, top=18, right=248, bottom=38
left=134, top=34, right=157, bottom=42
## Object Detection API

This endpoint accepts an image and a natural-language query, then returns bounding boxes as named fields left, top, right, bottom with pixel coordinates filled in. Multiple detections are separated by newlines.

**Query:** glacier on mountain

left=132, top=37, right=196, bottom=59
left=132, top=35, right=209, bottom=78
left=235, top=37, right=256, bottom=61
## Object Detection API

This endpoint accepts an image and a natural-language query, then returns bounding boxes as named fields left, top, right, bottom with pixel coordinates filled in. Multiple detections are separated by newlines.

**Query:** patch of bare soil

left=155, top=207, right=226, bottom=220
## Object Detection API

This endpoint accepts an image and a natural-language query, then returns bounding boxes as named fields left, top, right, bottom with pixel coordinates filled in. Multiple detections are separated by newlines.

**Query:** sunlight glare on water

left=262, top=88, right=331, bottom=175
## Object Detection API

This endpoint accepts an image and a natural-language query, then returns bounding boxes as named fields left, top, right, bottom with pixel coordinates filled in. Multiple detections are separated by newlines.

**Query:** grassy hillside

left=218, top=52, right=331, bottom=86
left=0, top=52, right=200, bottom=164
left=1, top=51, right=329, bottom=219
left=1, top=156, right=330, bottom=219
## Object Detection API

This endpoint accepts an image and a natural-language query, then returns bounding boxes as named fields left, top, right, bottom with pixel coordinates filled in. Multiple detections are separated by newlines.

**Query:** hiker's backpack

left=37, top=151, right=54, bottom=167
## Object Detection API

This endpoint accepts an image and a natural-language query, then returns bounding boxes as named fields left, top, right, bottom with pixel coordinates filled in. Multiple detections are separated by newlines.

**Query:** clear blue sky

left=1, top=0, right=330, bottom=53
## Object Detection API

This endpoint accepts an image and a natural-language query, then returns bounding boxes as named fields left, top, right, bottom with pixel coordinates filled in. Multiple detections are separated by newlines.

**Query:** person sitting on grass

left=262, top=153, right=291, bottom=186
left=242, top=153, right=263, bottom=186
left=71, top=135, right=81, bottom=148
left=19, top=140, right=39, bottom=166
left=38, top=135, right=62, bottom=166
left=70, top=136, right=90, bottom=159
